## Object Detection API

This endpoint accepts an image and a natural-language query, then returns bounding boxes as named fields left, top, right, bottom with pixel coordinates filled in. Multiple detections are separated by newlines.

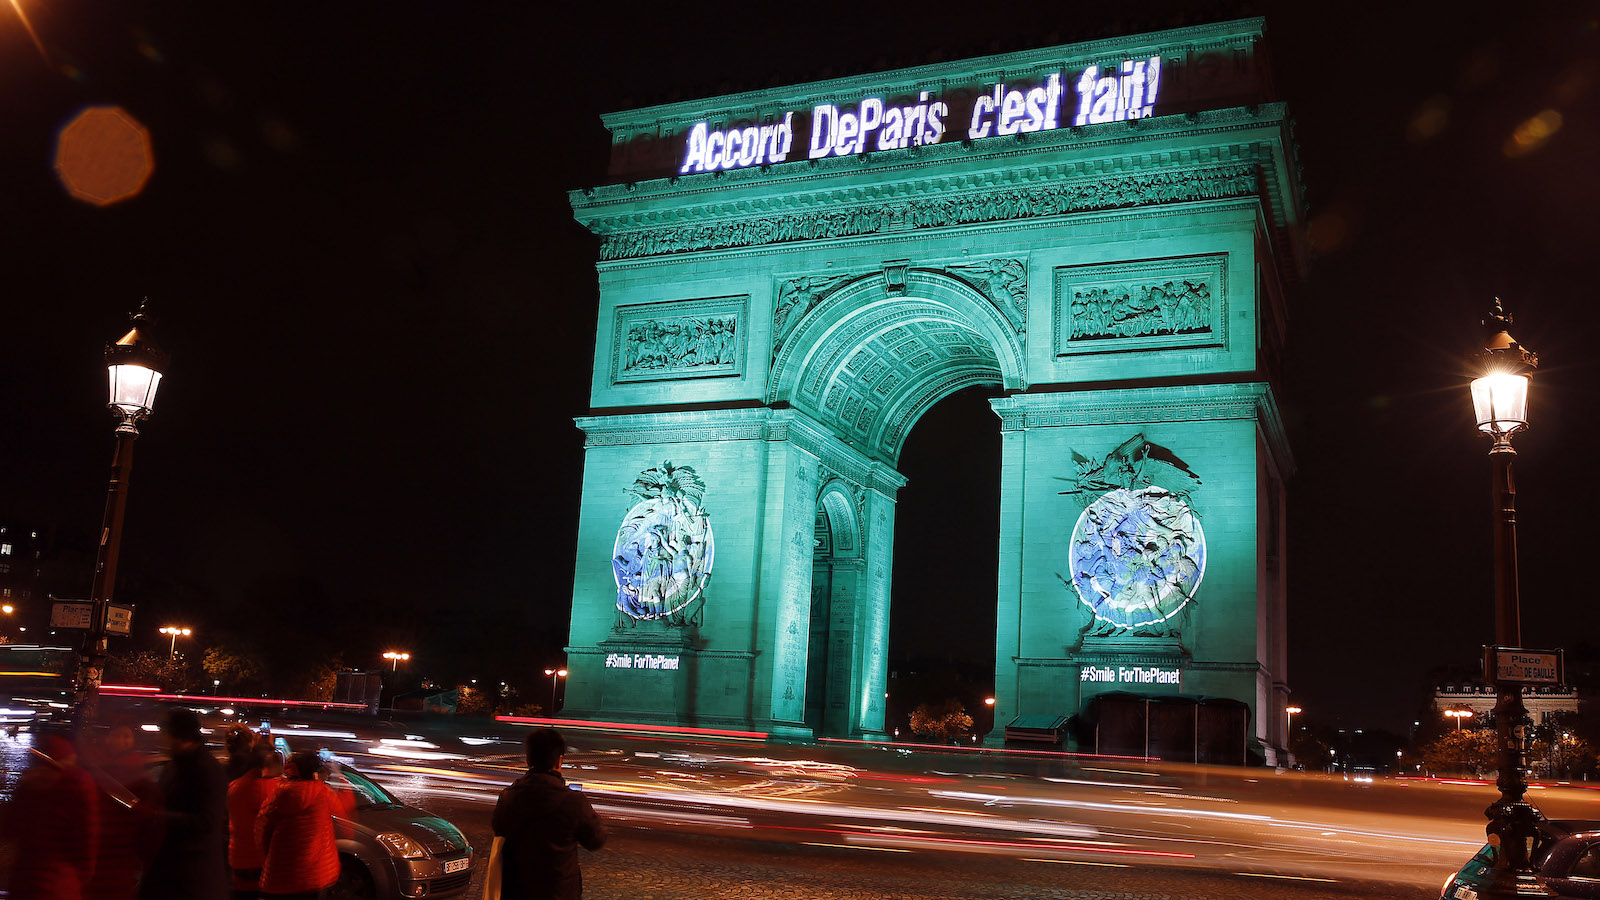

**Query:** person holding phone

left=491, top=728, right=606, bottom=899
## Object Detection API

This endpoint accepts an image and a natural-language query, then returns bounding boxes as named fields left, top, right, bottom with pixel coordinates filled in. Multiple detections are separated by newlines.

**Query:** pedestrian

left=0, top=733, right=99, bottom=900
left=138, top=707, right=228, bottom=900
left=256, top=749, right=341, bottom=899
left=224, top=725, right=260, bottom=783
left=227, top=748, right=283, bottom=900
left=87, top=723, right=153, bottom=900
left=491, top=728, right=606, bottom=900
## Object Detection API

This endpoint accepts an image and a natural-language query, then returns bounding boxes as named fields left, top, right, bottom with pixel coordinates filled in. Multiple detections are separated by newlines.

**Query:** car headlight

left=376, top=832, right=429, bottom=859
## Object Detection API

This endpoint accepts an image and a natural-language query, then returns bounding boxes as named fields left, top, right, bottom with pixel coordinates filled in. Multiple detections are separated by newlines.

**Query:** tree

left=107, top=649, right=191, bottom=691
left=909, top=699, right=974, bottom=744
left=203, top=646, right=266, bottom=696
left=454, top=685, right=493, bottom=717
left=1419, top=729, right=1498, bottom=777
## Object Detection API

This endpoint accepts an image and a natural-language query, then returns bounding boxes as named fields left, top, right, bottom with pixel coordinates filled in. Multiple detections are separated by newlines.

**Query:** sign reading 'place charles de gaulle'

left=1488, top=647, right=1564, bottom=686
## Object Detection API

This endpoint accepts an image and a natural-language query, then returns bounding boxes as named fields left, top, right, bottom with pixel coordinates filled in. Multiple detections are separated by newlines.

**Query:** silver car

left=321, top=761, right=475, bottom=900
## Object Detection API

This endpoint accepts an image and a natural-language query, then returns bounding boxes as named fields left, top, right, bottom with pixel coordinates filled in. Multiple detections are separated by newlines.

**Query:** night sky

left=3, top=2, right=1597, bottom=733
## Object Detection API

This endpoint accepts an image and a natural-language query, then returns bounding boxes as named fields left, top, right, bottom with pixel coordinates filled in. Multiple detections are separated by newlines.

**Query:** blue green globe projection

left=1069, top=486, right=1206, bottom=629
left=612, top=462, right=715, bottom=620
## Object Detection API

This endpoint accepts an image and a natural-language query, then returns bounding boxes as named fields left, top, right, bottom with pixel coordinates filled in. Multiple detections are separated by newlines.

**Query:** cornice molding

left=991, top=382, right=1273, bottom=431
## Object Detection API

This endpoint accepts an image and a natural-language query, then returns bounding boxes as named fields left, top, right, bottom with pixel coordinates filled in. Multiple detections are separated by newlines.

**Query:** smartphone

left=259, top=719, right=271, bottom=736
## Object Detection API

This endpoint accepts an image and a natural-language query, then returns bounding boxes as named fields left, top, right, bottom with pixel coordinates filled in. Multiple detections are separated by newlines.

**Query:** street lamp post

left=1467, top=299, right=1546, bottom=898
left=74, top=301, right=169, bottom=722
left=159, top=625, right=192, bottom=660
left=383, top=651, right=410, bottom=671
left=544, top=668, right=567, bottom=714
left=1446, top=708, right=1475, bottom=731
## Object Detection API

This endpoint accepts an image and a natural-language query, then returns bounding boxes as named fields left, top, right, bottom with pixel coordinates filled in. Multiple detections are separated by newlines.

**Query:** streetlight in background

left=74, top=301, right=169, bottom=721
left=1467, top=299, right=1545, bottom=898
left=383, top=651, right=411, bottom=671
left=1285, top=704, right=1302, bottom=735
left=159, top=625, right=192, bottom=660
left=1445, top=708, right=1475, bottom=731
left=544, top=668, right=567, bottom=714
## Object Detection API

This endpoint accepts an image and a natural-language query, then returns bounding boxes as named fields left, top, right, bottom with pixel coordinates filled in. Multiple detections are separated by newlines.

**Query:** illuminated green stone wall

left=564, top=18, right=1302, bottom=758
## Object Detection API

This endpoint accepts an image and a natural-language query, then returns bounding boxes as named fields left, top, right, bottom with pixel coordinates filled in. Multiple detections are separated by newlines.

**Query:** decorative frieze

left=598, top=165, right=1258, bottom=260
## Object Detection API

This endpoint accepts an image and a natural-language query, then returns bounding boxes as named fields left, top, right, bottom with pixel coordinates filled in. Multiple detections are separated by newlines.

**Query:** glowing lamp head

left=105, top=300, right=170, bottom=420
left=1468, top=299, right=1537, bottom=447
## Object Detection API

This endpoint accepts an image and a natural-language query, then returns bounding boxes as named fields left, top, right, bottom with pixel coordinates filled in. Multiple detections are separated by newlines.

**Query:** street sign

left=105, top=603, right=134, bottom=636
left=1488, top=647, right=1564, bottom=686
left=50, top=600, right=94, bottom=629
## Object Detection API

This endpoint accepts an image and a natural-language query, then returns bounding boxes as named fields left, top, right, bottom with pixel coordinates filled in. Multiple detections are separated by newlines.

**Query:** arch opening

left=885, top=386, right=1002, bottom=742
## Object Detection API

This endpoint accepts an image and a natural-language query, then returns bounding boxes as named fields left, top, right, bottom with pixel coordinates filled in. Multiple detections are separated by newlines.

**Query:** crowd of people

left=5, top=718, right=609, bottom=900
left=2, top=709, right=349, bottom=900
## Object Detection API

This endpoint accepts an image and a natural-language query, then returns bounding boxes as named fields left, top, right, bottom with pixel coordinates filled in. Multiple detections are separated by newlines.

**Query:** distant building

left=1433, top=682, right=1580, bottom=726
left=0, top=522, right=47, bottom=637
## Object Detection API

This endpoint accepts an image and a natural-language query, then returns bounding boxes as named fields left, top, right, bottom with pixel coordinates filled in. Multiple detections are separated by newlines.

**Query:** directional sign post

left=50, top=600, right=94, bottom=630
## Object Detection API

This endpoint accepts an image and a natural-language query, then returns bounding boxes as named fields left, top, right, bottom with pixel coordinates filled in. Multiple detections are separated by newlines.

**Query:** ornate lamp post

left=544, top=667, right=567, bottom=714
left=159, top=625, right=192, bottom=659
left=74, top=301, right=169, bottom=721
left=1467, top=299, right=1546, bottom=898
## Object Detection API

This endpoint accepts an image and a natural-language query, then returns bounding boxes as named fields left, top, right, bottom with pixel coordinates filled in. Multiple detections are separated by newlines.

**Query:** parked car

left=142, top=747, right=474, bottom=900
left=320, top=760, right=476, bottom=900
left=1441, top=820, right=1600, bottom=899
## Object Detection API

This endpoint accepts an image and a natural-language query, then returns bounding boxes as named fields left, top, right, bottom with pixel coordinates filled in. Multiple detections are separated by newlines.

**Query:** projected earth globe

left=1069, top=486, right=1205, bottom=629
left=612, top=498, right=714, bottom=620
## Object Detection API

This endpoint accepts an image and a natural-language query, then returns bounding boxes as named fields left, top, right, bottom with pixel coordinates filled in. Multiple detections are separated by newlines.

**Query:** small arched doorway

left=808, top=485, right=862, bottom=737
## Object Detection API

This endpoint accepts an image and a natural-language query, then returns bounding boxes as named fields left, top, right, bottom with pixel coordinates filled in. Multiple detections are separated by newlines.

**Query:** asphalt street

left=7, top=704, right=1595, bottom=899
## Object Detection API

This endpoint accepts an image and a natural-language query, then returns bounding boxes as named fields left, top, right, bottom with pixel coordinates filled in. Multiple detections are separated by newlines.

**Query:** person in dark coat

left=491, top=728, right=606, bottom=900
left=137, top=707, right=228, bottom=900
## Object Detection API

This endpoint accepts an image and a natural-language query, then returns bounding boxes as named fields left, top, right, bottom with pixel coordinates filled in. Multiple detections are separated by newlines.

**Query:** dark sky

left=3, top=2, right=1596, bottom=731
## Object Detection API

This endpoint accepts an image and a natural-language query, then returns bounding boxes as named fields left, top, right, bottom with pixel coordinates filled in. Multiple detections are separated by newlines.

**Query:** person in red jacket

left=255, top=750, right=340, bottom=900
left=1, top=732, right=99, bottom=900
left=227, top=748, right=282, bottom=900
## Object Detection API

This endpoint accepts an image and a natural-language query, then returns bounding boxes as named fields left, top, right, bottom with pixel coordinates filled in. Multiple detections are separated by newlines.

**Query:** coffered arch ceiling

left=769, top=270, right=1024, bottom=463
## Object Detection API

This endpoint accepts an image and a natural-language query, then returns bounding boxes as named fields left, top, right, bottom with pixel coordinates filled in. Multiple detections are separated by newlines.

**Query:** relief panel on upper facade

left=1053, top=254, right=1227, bottom=357
left=613, top=296, right=748, bottom=383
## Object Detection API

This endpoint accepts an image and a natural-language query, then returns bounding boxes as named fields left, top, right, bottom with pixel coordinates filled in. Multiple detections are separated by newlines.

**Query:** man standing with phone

left=490, top=728, right=606, bottom=899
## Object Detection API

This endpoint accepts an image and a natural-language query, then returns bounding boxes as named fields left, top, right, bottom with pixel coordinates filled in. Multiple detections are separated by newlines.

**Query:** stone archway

left=769, top=268, right=1026, bottom=464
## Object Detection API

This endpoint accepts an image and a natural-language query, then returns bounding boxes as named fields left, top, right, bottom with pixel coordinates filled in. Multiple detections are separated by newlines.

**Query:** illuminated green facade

left=565, top=18, right=1301, bottom=761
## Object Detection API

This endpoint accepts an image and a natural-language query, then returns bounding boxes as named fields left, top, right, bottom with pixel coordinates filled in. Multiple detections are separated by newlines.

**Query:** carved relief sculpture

left=948, top=258, right=1027, bottom=327
left=613, top=297, right=746, bottom=383
left=772, top=273, right=853, bottom=360
left=1068, top=279, right=1210, bottom=340
left=612, top=461, right=714, bottom=621
left=622, top=315, right=738, bottom=373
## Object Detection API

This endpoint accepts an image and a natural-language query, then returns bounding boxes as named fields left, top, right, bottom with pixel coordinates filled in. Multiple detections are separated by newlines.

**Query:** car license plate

left=444, top=857, right=470, bottom=874
left=1454, top=887, right=1478, bottom=900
